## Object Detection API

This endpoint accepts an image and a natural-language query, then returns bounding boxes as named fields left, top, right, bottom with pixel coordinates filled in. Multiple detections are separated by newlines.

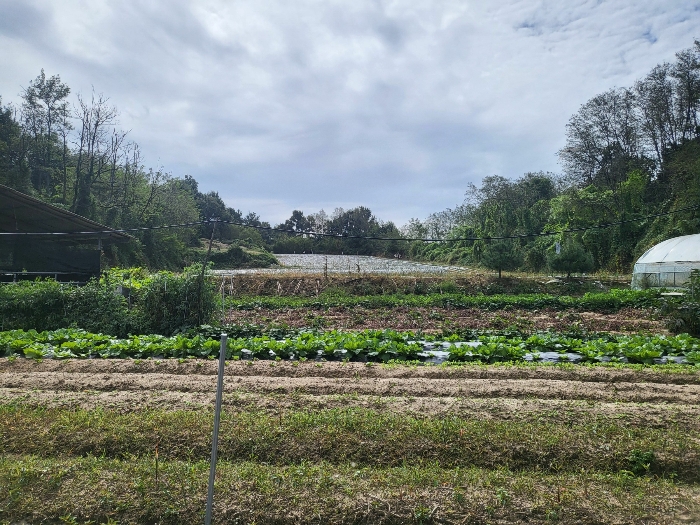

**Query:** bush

left=663, top=269, right=700, bottom=336
left=0, top=279, right=133, bottom=335
left=136, top=264, right=216, bottom=334
left=548, top=240, right=594, bottom=278
left=0, top=265, right=217, bottom=336
left=209, top=244, right=277, bottom=269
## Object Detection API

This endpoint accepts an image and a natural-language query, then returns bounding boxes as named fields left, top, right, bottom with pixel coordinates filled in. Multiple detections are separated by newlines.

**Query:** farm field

left=1, top=266, right=699, bottom=524
left=2, top=357, right=700, bottom=524
left=225, top=305, right=663, bottom=333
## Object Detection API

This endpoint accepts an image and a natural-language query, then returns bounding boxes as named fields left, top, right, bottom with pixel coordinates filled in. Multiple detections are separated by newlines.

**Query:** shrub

left=663, top=269, right=700, bottom=336
left=209, top=245, right=277, bottom=269
left=481, top=240, right=523, bottom=279
left=547, top=240, right=594, bottom=278
left=127, top=264, right=216, bottom=334
left=0, top=265, right=217, bottom=336
left=0, top=279, right=133, bottom=335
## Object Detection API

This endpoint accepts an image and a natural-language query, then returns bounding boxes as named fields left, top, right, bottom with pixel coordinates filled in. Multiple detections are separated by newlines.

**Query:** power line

left=220, top=203, right=700, bottom=241
left=1, top=203, right=698, bottom=242
left=0, top=220, right=210, bottom=237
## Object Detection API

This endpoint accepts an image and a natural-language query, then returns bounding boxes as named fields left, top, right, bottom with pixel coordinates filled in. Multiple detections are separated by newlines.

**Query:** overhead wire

left=1, top=203, right=698, bottom=242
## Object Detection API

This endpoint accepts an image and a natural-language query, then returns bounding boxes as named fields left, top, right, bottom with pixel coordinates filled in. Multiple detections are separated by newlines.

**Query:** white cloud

left=0, top=0, right=698, bottom=225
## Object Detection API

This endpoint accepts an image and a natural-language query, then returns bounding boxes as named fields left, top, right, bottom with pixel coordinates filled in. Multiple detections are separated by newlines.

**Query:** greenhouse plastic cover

left=632, top=234, right=700, bottom=288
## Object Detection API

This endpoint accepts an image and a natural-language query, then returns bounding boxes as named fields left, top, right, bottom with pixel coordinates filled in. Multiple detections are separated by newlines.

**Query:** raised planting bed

left=2, top=328, right=699, bottom=365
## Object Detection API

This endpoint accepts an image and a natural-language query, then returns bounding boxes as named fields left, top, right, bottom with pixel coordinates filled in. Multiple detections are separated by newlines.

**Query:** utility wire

left=223, top=204, right=699, bottom=241
left=1, top=203, right=698, bottom=242
left=0, top=220, right=209, bottom=237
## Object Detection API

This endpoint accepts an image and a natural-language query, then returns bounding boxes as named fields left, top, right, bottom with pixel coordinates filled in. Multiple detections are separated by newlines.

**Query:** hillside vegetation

left=1, top=42, right=699, bottom=272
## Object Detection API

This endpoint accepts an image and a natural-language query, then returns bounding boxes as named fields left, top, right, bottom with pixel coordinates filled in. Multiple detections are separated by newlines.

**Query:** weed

left=627, top=449, right=655, bottom=476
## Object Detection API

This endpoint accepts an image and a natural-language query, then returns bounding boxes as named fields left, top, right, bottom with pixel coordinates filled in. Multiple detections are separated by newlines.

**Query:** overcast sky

left=1, top=0, right=698, bottom=226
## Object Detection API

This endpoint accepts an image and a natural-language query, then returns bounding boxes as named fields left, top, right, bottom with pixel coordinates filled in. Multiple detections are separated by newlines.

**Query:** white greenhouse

left=631, top=234, right=700, bottom=289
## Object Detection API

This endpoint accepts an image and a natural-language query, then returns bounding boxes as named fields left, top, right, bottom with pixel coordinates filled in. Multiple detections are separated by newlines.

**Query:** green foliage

left=0, top=265, right=216, bottom=336
left=663, top=269, right=700, bottom=336
left=208, top=244, right=278, bottom=269
left=481, top=240, right=523, bottom=278
left=2, top=326, right=698, bottom=365
left=136, top=264, right=216, bottom=334
left=225, top=288, right=662, bottom=312
left=0, top=279, right=133, bottom=335
left=626, top=450, right=655, bottom=476
left=547, top=240, right=594, bottom=278
left=0, top=99, right=31, bottom=192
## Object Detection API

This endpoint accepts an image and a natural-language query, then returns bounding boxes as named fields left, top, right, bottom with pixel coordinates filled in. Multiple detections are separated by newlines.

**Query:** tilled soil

left=2, top=358, right=698, bottom=428
left=3, top=358, right=700, bottom=524
left=225, top=306, right=666, bottom=333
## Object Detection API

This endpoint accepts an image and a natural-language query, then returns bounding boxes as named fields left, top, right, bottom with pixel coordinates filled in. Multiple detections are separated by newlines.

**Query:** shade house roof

left=635, top=234, right=700, bottom=265
left=0, top=184, right=131, bottom=242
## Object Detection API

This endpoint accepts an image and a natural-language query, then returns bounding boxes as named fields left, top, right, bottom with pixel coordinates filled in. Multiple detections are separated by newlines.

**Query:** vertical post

left=205, top=333, right=227, bottom=525
left=220, top=280, right=225, bottom=324
left=198, top=218, right=217, bottom=325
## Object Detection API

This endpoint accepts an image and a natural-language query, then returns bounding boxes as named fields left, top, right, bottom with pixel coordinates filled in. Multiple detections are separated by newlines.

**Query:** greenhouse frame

left=631, top=234, right=700, bottom=289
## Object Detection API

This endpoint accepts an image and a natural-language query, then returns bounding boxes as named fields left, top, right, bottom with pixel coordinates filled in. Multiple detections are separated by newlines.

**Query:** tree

left=401, top=218, right=428, bottom=239
left=481, top=240, right=522, bottom=279
left=283, top=210, right=313, bottom=234
left=558, top=88, right=644, bottom=190
left=635, top=63, right=684, bottom=166
left=0, top=99, right=30, bottom=191
left=72, top=91, right=119, bottom=217
left=547, top=240, right=594, bottom=278
left=308, top=209, right=329, bottom=234
left=20, top=69, right=71, bottom=196
left=671, top=41, right=700, bottom=140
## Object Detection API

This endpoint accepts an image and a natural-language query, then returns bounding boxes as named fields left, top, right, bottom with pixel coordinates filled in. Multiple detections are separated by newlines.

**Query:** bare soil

left=215, top=271, right=631, bottom=297
left=225, top=306, right=665, bottom=333
left=2, top=359, right=698, bottom=428
left=3, top=357, right=700, bottom=524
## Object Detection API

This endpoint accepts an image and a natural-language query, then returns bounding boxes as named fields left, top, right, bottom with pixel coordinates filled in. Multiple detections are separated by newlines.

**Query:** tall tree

left=0, top=99, right=30, bottom=191
left=20, top=70, right=71, bottom=195
left=481, top=239, right=522, bottom=279
left=558, top=88, right=644, bottom=190
left=72, top=91, right=119, bottom=217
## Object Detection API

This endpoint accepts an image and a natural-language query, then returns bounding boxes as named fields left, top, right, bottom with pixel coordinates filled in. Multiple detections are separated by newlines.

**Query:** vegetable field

left=2, top=328, right=700, bottom=365
left=1, top=269, right=700, bottom=524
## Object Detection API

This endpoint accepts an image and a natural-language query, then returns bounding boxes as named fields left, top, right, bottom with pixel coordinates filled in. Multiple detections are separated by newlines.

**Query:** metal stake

left=205, top=333, right=227, bottom=525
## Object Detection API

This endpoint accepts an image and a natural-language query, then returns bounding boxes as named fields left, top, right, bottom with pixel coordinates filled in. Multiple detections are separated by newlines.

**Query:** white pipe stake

left=205, top=333, right=227, bottom=525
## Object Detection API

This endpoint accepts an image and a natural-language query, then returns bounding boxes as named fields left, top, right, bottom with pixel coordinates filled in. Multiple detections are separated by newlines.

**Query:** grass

left=1, top=405, right=698, bottom=482
left=1, top=360, right=699, bottom=524
left=223, top=288, right=662, bottom=312
left=2, top=456, right=698, bottom=524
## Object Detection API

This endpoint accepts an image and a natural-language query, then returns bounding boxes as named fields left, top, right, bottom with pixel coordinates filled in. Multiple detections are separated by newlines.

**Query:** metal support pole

left=205, top=333, right=227, bottom=525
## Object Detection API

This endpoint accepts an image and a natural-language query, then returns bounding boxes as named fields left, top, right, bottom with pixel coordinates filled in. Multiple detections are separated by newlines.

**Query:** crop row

left=225, top=288, right=663, bottom=312
left=1, top=328, right=699, bottom=365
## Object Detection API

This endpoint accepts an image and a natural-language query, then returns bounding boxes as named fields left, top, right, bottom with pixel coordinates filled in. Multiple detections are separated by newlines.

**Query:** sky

left=0, top=0, right=699, bottom=226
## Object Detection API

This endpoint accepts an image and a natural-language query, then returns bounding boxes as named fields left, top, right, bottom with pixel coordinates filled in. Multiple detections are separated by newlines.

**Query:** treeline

left=405, top=40, right=700, bottom=274
left=268, top=206, right=404, bottom=256
left=0, top=71, right=294, bottom=269
left=0, top=71, right=404, bottom=268
left=2, top=40, right=699, bottom=274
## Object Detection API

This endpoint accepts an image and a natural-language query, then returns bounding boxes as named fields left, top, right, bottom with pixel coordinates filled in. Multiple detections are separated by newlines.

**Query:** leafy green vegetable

left=1, top=327, right=699, bottom=365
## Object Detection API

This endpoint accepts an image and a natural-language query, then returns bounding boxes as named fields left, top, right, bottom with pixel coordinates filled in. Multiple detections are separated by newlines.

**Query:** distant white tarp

left=632, top=234, right=700, bottom=289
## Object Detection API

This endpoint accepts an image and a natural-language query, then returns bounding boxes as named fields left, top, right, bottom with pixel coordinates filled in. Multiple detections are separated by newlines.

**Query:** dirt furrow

left=2, top=358, right=698, bottom=384
left=2, top=370, right=699, bottom=404
left=3, top=388, right=699, bottom=429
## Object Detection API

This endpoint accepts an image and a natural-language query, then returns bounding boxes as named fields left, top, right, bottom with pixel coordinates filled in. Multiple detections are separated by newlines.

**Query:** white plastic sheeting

left=632, top=234, right=700, bottom=289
